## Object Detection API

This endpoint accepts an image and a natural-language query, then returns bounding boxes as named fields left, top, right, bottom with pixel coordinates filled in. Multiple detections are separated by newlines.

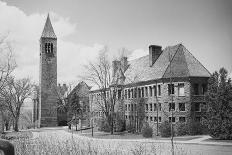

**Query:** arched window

left=45, top=43, right=48, bottom=53
left=51, top=43, right=53, bottom=53
left=47, top=43, right=50, bottom=53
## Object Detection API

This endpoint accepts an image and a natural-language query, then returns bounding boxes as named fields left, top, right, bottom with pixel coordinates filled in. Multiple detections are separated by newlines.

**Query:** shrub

left=188, top=121, right=204, bottom=135
left=176, top=123, right=189, bottom=136
left=97, top=119, right=111, bottom=132
left=114, top=115, right=126, bottom=132
left=126, top=123, right=136, bottom=133
left=160, top=121, right=172, bottom=137
left=142, top=123, right=153, bottom=138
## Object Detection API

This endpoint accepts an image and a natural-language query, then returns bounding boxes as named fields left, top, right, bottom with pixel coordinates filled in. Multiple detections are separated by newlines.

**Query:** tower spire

left=41, top=13, right=57, bottom=39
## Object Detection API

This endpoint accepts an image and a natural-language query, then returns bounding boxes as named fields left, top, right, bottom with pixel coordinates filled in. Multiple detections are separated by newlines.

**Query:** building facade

left=89, top=44, right=210, bottom=131
left=39, top=14, right=58, bottom=127
left=67, top=81, right=91, bottom=127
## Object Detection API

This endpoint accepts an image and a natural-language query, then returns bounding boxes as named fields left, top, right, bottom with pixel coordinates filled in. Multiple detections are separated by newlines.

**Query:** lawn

left=203, top=138, right=232, bottom=143
left=68, top=128, right=201, bottom=141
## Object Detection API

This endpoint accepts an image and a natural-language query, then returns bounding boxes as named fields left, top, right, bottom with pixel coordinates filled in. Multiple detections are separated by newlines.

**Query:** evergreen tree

left=206, top=68, right=232, bottom=139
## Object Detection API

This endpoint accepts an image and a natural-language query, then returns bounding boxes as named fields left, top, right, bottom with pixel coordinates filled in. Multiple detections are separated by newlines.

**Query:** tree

left=0, top=77, right=32, bottom=131
left=69, top=93, right=81, bottom=131
left=205, top=67, right=232, bottom=139
left=83, top=47, right=124, bottom=134
left=0, top=35, right=16, bottom=132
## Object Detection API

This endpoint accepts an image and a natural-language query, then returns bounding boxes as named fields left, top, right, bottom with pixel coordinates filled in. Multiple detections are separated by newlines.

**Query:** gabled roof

left=124, top=44, right=210, bottom=84
left=41, top=14, right=57, bottom=39
left=68, top=81, right=90, bottom=98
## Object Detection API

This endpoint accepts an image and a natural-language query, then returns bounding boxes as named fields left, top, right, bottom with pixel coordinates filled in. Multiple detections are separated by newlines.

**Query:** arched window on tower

left=47, top=43, right=50, bottom=53
left=45, top=43, right=48, bottom=53
left=51, top=43, right=53, bottom=54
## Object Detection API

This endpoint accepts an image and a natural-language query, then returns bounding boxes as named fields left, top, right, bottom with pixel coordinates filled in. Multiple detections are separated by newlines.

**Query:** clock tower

left=39, top=14, right=58, bottom=127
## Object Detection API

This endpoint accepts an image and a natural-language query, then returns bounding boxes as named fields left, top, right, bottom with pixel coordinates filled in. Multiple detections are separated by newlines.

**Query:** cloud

left=0, top=1, right=103, bottom=84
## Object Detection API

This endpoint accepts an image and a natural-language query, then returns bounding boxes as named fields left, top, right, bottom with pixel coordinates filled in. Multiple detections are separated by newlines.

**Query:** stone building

left=89, top=44, right=211, bottom=131
left=39, top=14, right=58, bottom=127
left=67, top=81, right=91, bottom=127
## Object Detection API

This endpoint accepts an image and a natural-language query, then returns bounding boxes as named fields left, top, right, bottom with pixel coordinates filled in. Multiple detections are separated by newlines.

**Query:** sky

left=0, top=0, right=232, bottom=85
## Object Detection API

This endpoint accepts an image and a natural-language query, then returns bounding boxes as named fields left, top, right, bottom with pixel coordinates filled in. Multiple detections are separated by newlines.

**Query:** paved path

left=30, top=128, right=232, bottom=155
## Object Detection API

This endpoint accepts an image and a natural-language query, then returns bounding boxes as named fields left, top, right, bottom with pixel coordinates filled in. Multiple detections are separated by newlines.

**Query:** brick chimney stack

left=149, top=45, right=162, bottom=67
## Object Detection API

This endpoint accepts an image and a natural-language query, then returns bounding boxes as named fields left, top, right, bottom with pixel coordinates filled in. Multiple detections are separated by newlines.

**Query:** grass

left=12, top=133, right=190, bottom=155
left=203, top=138, right=232, bottom=143
left=69, top=128, right=201, bottom=141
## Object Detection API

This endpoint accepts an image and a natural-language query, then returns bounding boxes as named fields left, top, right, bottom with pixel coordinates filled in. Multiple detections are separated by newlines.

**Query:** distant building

left=67, top=81, right=91, bottom=127
left=89, top=44, right=211, bottom=131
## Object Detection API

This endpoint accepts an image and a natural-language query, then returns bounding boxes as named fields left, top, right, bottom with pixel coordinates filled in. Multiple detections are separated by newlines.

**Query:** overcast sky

left=0, top=0, right=232, bottom=85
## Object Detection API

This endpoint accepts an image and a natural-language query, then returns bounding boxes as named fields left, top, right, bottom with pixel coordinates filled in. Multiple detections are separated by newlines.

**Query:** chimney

left=120, top=56, right=128, bottom=72
left=149, top=45, right=162, bottom=66
left=112, top=60, right=120, bottom=76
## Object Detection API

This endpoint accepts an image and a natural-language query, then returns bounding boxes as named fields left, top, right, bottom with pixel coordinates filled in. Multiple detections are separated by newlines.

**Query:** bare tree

left=0, top=35, right=16, bottom=91
left=0, top=77, right=32, bottom=131
left=0, top=34, right=16, bottom=132
left=83, top=47, right=125, bottom=134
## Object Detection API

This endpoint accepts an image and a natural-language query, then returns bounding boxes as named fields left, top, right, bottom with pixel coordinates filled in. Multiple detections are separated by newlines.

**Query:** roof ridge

left=162, top=44, right=181, bottom=78
left=180, top=45, right=190, bottom=77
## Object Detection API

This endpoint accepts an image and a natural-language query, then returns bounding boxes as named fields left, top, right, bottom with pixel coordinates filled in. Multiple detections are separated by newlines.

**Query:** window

left=125, top=104, right=128, bottom=111
left=194, top=84, right=199, bottom=95
left=45, top=43, right=53, bottom=54
left=138, top=88, right=141, bottom=98
left=169, top=117, right=176, bottom=123
left=146, top=104, right=148, bottom=111
left=134, top=88, right=137, bottom=98
left=195, top=103, right=201, bottom=112
left=141, top=87, right=144, bottom=97
left=154, top=117, right=157, bottom=122
left=125, top=115, right=128, bottom=119
left=128, top=89, right=131, bottom=98
left=179, top=117, right=186, bottom=122
left=158, top=85, right=161, bottom=96
left=145, top=87, right=148, bottom=97
left=195, top=117, right=201, bottom=122
left=154, top=85, right=157, bottom=96
left=131, top=89, right=134, bottom=99
left=128, top=104, right=131, bottom=111
left=131, top=104, right=134, bottom=111
left=146, top=116, right=148, bottom=121
left=179, top=103, right=185, bottom=111
left=154, top=103, right=157, bottom=111
left=150, top=117, right=153, bottom=121
left=118, top=89, right=121, bottom=99
left=125, top=90, right=127, bottom=99
left=159, top=117, right=162, bottom=122
left=149, top=86, right=153, bottom=97
left=202, top=84, right=207, bottom=95
left=168, top=84, right=175, bottom=95
left=169, top=103, right=175, bottom=111
left=134, top=104, right=137, bottom=111
left=178, top=83, right=185, bottom=96
left=159, top=103, right=161, bottom=111
left=150, top=103, right=153, bottom=111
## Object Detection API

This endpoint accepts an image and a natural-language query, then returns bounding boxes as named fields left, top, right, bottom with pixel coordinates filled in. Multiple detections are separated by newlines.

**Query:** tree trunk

left=14, top=116, right=19, bottom=132
left=5, top=122, right=9, bottom=131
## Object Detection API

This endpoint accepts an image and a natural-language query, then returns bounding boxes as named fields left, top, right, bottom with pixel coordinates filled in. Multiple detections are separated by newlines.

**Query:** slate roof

left=41, top=14, right=57, bottom=39
left=68, top=81, right=91, bottom=98
left=124, top=44, right=210, bottom=84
